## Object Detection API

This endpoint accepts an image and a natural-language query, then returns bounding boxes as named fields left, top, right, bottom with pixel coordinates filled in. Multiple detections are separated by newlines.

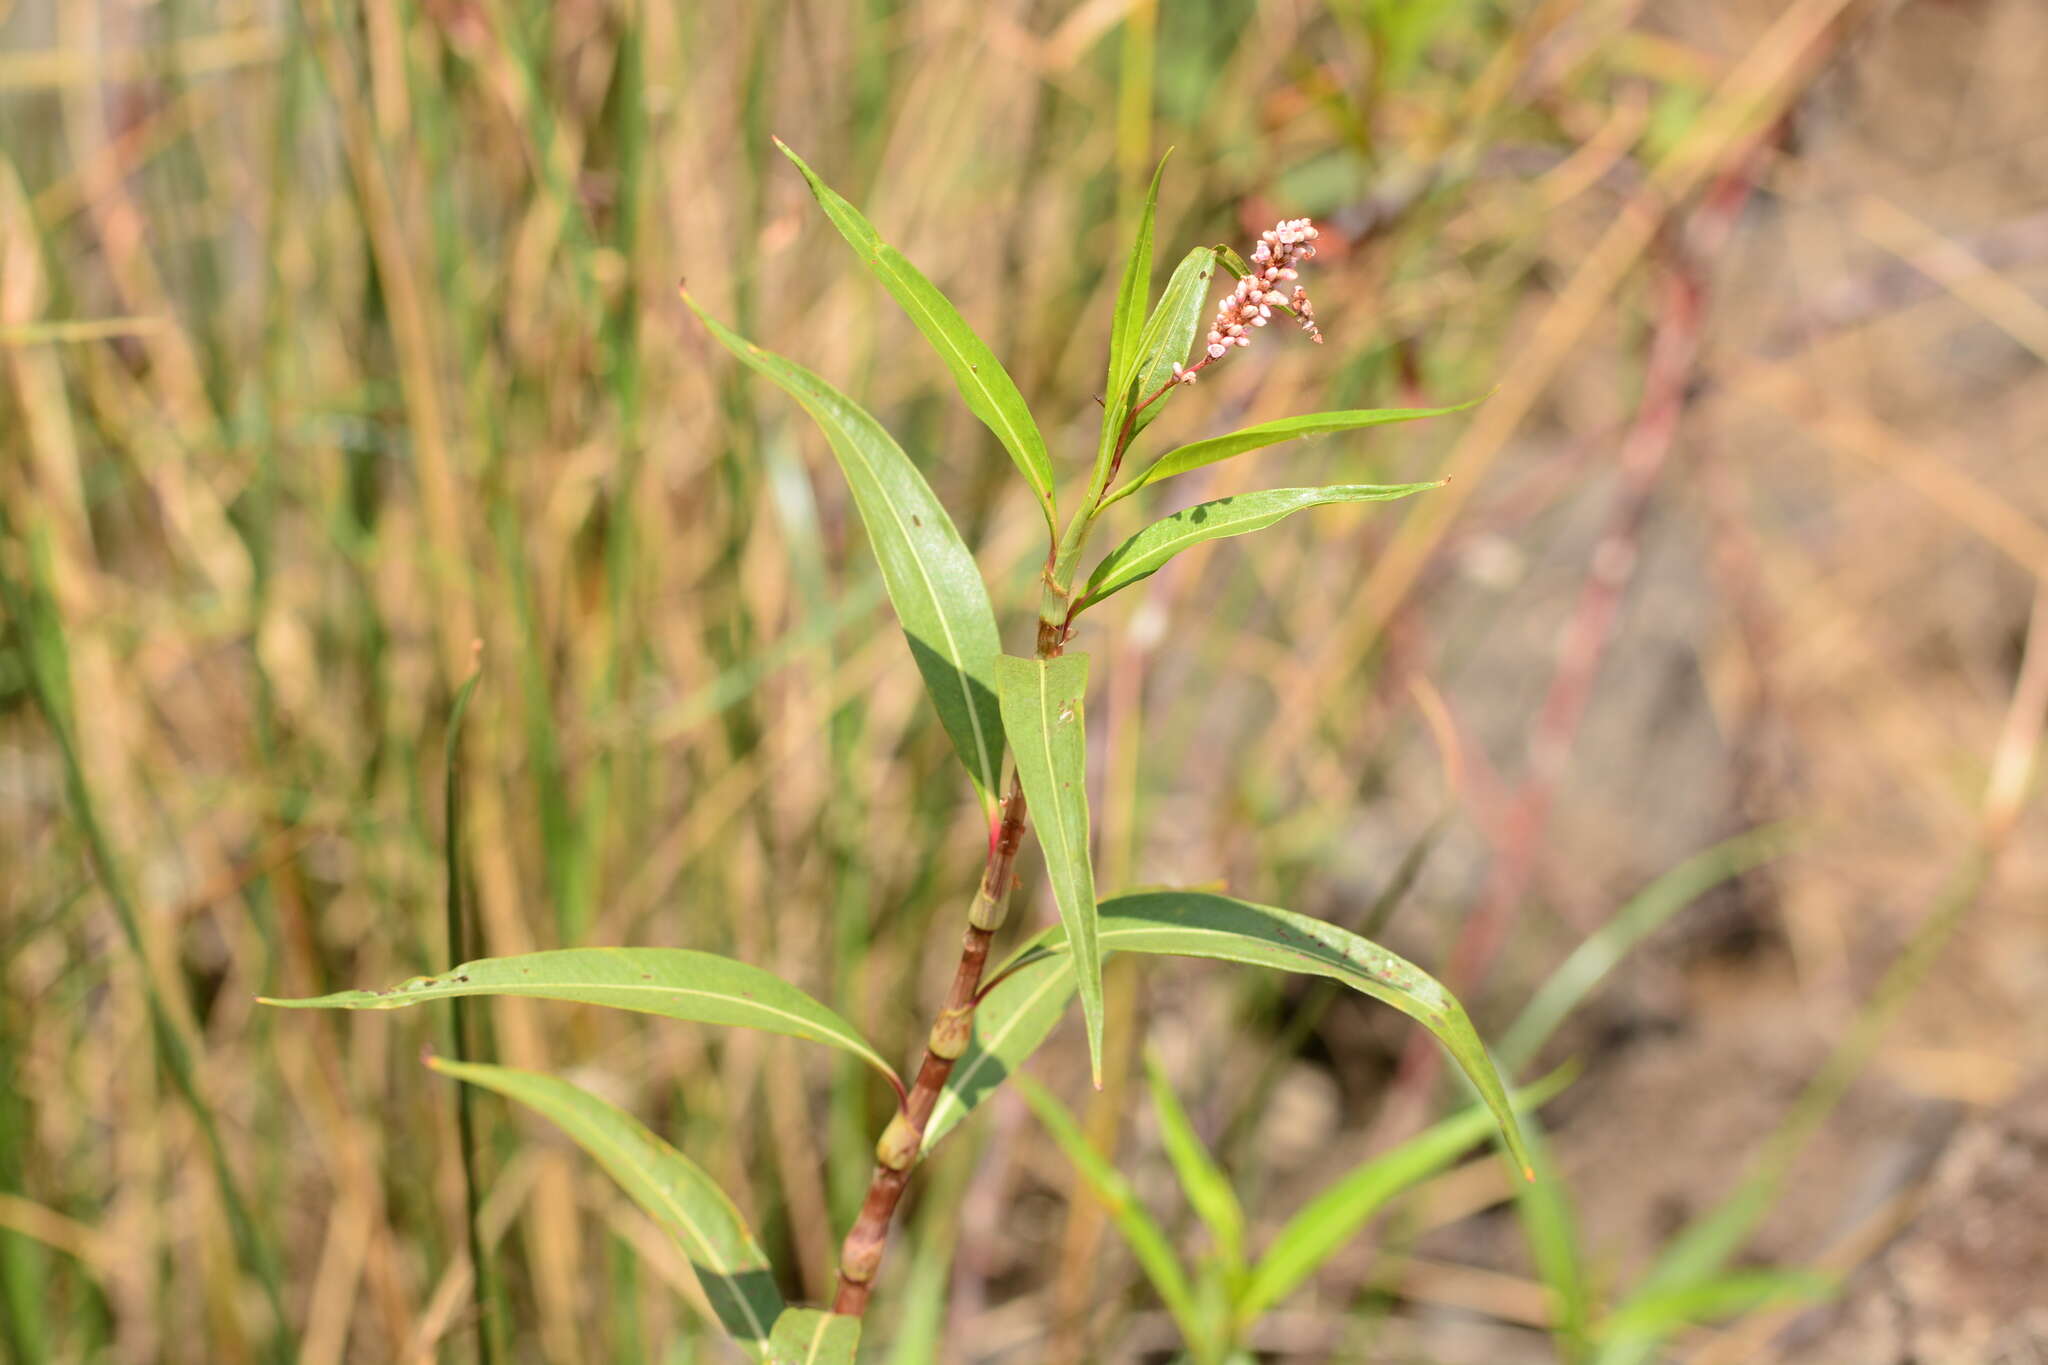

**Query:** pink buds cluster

left=1171, top=218, right=1323, bottom=387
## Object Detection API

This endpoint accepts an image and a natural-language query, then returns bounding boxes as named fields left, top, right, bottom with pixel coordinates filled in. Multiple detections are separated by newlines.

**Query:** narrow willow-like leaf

left=995, top=653, right=1103, bottom=1086
left=263, top=948, right=902, bottom=1090
left=1107, top=401, right=1479, bottom=507
left=774, top=140, right=1055, bottom=527
left=1026, top=892, right=1533, bottom=1177
left=1015, top=1076, right=1204, bottom=1349
left=1078, top=483, right=1440, bottom=613
left=1104, top=151, right=1172, bottom=436
left=1238, top=1070, right=1570, bottom=1324
left=426, top=1059, right=783, bottom=1359
left=684, top=295, right=1005, bottom=812
left=1144, top=1049, right=1246, bottom=1275
left=766, top=1308, right=860, bottom=1364
left=923, top=954, right=1075, bottom=1153
left=1123, top=247, right=1218, bottom=439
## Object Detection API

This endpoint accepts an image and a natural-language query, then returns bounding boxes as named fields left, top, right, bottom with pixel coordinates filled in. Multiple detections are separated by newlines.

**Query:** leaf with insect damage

left=1015, top=891, right=1533, bottom=1180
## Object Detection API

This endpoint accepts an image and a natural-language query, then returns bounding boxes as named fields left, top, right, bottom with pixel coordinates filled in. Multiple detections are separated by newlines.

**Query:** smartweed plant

left=265, top=145, right=1531, bottom=1363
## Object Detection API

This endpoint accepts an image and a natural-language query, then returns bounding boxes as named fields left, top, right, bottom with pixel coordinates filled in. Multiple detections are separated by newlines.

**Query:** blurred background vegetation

left=4, top=0, right=2047, bottom=1360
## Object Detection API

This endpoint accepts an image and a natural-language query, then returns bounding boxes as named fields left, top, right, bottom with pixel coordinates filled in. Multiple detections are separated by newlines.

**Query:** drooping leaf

left=923, top=953, right=1075, bottom=1154
left=426, top=1059, right=784, bottom=1359
left=1027, top=891, right=1533, bottom=1177
left=1078, top=484, right=1440, bottom=613
left=1108, top=401, right=1480, bottom=507
left=995, top=653, right=1103, bottom=1086
left=766, top=1308, right=861, bottom=1365
left=683, top=295, right=1006, bottom=812
left=1015, top=1076, right=1204, bottom=1350
left=1144, top=1049, right=1246, bottom=1275
left=1122, top=247, right=1218, bottom=440
left=264, top=948, right=902, bottom=1091
left=774, top=140, right=1055, bottom=528
left=1239, top=1069, right=1570, bottom=1324
left=1103, top=150, right=1172, bottom=448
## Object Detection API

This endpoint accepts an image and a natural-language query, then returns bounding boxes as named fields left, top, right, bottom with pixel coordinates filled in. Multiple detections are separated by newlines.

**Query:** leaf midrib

left=867, top=243, right=1047, bottom=496
left=1090, top=499, right=1308, bottom=597
left=805, top=385, right=1000, bottom=802
left=568, top=1112, right=775, bottom=1345
left=392, top=978, right=889, bottom=1073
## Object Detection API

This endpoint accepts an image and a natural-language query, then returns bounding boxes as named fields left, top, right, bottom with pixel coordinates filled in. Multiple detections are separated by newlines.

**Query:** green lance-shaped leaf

left=263, top=948, right=903, bottom=1093
left=774, top=139, right=1055, bottom=529
left=1103, top=150, right=1172, bottom=447
left=1015, top=1075, right=1205, bottom=1349
left=1122, top=247, right=1219, bottom=440
left=995, top=652, right=1104, bottom=1086
left=766, top=1308, right=861, bottom=1364
left=1024, top=891, right=1533, bottom=1178
left=1238, top=1069, right=1571, bottom=1324
left=426, top=1059, right=784, bottom=1359
left=1145, top=1048, right=1246, bottom=1276
left=923, top=953, right=1076, bottom=1154
left=1078, top=483, right=1441, bottom=614
left=684, top=295, right=1006, bottom=813
left=1106, top=400, right=1480, bottom=508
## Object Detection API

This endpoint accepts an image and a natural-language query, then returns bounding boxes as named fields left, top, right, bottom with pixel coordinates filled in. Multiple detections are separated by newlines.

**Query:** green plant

left=262, top=145, right=1526, bottom=1361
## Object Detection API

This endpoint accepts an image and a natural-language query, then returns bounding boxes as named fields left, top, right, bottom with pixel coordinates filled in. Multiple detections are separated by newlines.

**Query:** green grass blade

left=1027, top=892, right=1533, bottom=1177
left=1014, top=1076, right=1205, bottom=1350
left=1508, top=1115, right=1592, bottom=1357
left=766, top=1308, right=861, bottom=1364
left=684, top=293, right=1007, bottom=814
left=1078, top=484, right=1441, bottom=613
left=1123, top=247, right=1219, bottom=440
left=1239, top=1070, right=1570, bottom=1324
left=774, top=139, right=1055, bottom=529
left=264, top=948, right=902, bottom=1090
left=924, top=954, right=1076, bottom=1154
left=1595, top=847, right=1987, bottom=1365
left=1108, top=401, right=1480, bottom=507
left=1144, top=1048, right=1246, bottom=1275
left=426, top=1059, right=784, bottom=1359
left=996, top=653, right=1103, bottom=1086
left=1497, top=825, right=1789, bottom=1072
left=1601, top=1269, right=1834, bottom=1338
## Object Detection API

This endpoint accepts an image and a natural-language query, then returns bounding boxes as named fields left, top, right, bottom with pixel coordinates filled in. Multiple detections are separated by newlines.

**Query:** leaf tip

left=1523, top=1163, right=1537, bottom=1184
